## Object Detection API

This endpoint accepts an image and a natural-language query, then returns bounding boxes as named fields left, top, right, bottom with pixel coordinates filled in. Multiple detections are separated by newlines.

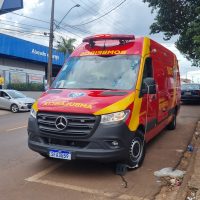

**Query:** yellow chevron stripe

left=32, top=100, right=38, bottom=112
left=171, top=55, right=177, bottom=109
left=94, top=92, right=135, bottom=115
left=128, top=37, right=150, bottom=131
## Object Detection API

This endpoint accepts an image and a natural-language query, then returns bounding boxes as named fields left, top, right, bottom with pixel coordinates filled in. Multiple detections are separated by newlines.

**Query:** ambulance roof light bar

left=83, top=34, right=135, bottom=47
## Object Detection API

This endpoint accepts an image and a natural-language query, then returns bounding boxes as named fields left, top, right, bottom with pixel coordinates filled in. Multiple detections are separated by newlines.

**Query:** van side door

left=152, top=58, right=169, bottom=123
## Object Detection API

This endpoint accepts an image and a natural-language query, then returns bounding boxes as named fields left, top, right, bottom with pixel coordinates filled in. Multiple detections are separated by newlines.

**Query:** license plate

left=49, top=149, right=71, bottom=160
left=185, top=92, right=191, bottom=95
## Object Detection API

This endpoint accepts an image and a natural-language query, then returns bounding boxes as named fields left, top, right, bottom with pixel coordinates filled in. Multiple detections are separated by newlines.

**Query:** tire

left=167, top=114, right=176, bottom=130
left=126, top=131, right=146, bottom=168
left=39, top=153, right=50, bottom=159
left=10, top=104, right=19, bottom=113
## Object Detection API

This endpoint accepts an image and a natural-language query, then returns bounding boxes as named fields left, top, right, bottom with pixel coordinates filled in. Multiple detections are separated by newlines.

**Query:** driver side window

left=1, top=92, right=9, bottom=98
left=140, top=57, right=153, bottom=97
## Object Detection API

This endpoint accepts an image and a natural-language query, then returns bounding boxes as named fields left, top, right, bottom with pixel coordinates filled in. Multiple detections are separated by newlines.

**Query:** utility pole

left=47, top=0, right=55, bottom=87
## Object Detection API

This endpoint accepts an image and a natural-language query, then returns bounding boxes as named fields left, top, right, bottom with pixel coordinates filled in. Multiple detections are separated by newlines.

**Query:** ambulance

left=28, top=34, right=181, bottom=168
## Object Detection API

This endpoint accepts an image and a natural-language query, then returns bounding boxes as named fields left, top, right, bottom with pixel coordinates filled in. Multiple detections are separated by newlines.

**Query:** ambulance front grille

left=37, top=112, right=99, bottom=138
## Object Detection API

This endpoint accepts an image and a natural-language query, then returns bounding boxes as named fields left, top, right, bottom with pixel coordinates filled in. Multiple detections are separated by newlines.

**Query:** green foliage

left=56, top=37, right=76, bottom=55
left=143, top=0, right=200, bottom=67
left=7, top=83, right=44, bottom=91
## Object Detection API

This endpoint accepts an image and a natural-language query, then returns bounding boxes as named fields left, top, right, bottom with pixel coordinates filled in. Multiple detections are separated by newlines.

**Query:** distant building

left=0, top=33, right=66, bottom=87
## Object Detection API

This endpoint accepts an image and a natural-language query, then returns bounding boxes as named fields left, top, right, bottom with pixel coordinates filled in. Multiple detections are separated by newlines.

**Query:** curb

left=176, top=121, right=200, bottom=200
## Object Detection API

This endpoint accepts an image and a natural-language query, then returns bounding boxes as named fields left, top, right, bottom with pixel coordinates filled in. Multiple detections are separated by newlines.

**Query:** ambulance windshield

left=52, top=55, right=140, bottom=90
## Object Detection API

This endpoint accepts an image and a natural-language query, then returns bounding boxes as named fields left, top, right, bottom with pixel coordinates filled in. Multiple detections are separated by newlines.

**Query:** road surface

left=0, top=104, right=199, bottom=200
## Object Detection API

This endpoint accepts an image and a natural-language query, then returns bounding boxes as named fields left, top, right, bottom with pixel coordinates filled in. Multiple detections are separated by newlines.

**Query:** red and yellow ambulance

left=28, top=34, right=181, bottom=168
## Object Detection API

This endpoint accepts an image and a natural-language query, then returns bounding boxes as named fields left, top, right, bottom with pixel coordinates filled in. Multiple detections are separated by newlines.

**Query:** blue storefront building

left=0, top=33, right=65, bottom=87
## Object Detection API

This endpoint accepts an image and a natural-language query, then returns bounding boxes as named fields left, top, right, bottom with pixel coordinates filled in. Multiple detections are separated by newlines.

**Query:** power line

left=11, top=12, right=50, bottom=24
left=71, top=0, right=123, bottom=33
left=8, top=12, right=86, bottom=38
left=0, top=18, right=89, bottom=38
left=55, top=4, right=80, bottom=30
left=0, top=19, right=49, bottom=31
left=71, top=0, right=126, bottom=26
left=85, top=0, right=133, bottom=33
left=56, top=27, right=83, bottom=38
left=56, top=21, right=92, bottom=35
left=0, top=27, right=47, bottom=37
left=0, top=21, right=47, bottom=35
left=74, top=0, right=134, bottom=34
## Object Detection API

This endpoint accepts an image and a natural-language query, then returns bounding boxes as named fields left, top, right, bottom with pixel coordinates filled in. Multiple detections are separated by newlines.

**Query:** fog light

left=111, top=140, right=119, bottom=146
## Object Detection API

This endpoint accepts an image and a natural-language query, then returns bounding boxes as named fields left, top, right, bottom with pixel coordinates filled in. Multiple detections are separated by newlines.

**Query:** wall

left=0, top=57, right=45, bottom=86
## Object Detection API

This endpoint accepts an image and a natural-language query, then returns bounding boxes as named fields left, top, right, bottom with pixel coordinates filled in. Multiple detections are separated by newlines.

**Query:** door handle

left=151, top=95, right=156, bottom=100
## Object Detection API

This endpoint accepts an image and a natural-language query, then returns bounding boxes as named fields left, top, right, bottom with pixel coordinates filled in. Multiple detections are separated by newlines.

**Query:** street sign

left=0, top=0, right=23, bottom=15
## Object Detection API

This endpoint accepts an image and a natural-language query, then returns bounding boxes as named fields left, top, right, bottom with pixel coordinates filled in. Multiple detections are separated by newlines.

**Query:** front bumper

left=181, top=95, right=200, bottom=102
left=28, top=115, right=135, bottom=162
left=18, top=104, right=32, bottom=111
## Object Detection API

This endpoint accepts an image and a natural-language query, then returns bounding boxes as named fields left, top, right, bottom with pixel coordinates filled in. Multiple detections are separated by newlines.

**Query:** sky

left=0, top=0, right=199, bottom=82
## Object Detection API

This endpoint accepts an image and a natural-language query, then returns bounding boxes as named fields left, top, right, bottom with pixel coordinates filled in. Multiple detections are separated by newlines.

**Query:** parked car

left=0, top=89, right=35, bottom=113
left=181, top=83, right=200, bottom=103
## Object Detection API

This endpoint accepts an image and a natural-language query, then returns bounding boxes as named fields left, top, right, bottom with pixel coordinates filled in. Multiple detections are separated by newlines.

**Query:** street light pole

left=56, top=4, right=80, bottom=29
left=47, top=2, right=80, bottom=87
left=47, top=0, right=55, bottom=87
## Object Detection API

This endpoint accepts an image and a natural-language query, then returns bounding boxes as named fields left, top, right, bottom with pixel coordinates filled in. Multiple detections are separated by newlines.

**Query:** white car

left=0, top=89, right=35, bottom=113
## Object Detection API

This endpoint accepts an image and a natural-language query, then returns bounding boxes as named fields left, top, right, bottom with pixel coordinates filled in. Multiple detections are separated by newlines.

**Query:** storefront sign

left=0, top=33, right=65, bottom=65
left=29, top=74, right=43, bottom=83
left=0, top=0, right=23, bottom=14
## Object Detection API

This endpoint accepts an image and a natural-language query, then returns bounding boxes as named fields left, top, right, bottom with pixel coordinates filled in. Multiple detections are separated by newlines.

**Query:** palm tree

left=56, top=37, right=76, bottom=55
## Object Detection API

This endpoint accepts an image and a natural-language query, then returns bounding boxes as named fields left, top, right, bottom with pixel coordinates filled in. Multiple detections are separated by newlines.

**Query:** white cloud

left=23, top=0, right=44, bottom=15
left=0, top=0, right=199, bottom=82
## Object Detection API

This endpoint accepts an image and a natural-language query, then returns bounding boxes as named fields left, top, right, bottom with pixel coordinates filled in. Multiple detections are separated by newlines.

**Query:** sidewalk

left=154, top=120, right=200, bottom=200
left=171, top=120, right=200, bottom=200
left=187, top=121, right=200, bottom=199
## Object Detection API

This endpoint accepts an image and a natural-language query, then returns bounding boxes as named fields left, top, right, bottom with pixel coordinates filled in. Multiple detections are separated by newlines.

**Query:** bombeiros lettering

left=80, top=50, right=127, bottom=56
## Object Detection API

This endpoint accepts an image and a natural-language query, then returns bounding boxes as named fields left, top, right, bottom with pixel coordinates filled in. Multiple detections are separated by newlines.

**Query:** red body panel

left=71, top=38, right=144, bottom=57
left=38, top=90, right=133, bottom=114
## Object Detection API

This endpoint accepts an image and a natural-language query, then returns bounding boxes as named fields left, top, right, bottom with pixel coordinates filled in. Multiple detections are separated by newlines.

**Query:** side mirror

left=142, top=77, right=156, bottom=94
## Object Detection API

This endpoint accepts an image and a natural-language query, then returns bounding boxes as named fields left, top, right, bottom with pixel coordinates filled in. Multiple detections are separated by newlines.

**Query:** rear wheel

left=167, top=114, right=176, bottom=130
left=126, top=131, right=146, bottom=168
left=10, top=104, right=19, bottom=113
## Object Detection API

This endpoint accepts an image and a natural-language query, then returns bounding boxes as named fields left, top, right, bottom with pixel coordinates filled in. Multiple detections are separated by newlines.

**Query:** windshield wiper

left=80, top=88, right=113, bottom=90
left=53, top=87, right=114, bottom=90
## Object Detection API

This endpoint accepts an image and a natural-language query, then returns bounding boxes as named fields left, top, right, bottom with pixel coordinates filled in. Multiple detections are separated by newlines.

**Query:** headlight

left=100, top=110, right=130, bottom=124
left=30, top=108, right=37, bottom=118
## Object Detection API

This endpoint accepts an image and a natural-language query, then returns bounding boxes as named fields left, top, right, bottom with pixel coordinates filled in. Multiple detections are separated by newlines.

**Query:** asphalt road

left=0, top=105, right=199, bottom=200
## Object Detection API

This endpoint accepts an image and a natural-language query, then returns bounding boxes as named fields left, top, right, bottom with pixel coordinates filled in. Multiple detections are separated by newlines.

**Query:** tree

left=56, top=37, right=76, bottom=55
left=143, top=0, right=200, bottom=67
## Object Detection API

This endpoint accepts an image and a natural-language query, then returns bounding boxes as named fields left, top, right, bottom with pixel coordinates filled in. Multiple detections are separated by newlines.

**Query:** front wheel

left=126, top=133, right=146, bottom=168
left=10, top=104, right=19, bottom=113
left=39, top=153, right=50, bottom=159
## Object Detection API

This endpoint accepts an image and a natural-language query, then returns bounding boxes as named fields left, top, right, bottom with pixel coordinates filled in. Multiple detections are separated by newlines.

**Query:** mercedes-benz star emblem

left=55, top=116, right=68, bottom=131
